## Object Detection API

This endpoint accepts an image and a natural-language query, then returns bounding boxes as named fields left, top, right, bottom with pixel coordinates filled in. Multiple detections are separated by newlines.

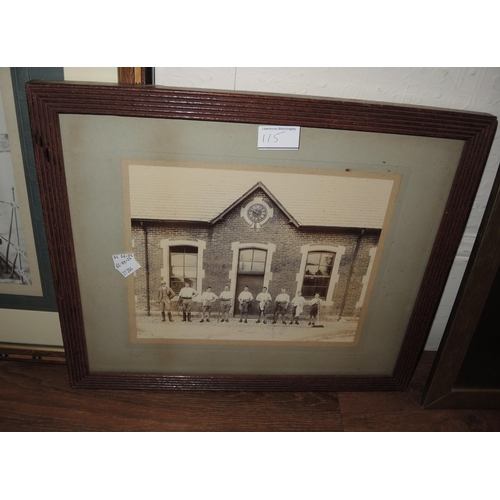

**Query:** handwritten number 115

left=262, top=131, right=286, bottom=143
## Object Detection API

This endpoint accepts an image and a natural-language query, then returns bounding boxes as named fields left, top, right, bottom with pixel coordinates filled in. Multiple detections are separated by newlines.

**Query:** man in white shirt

left=255, top=286, right=272, bottom=324
left=218, top=285, right=233, bottom=323
left=200, top=286, right=218, bottom=322
left=178, top=281, right=198, bottom=322
left=290, top=290, right=306, bottom=325
left=238, top=286, right=253, bottom=324
left=272, top=288, right=290, bottom=324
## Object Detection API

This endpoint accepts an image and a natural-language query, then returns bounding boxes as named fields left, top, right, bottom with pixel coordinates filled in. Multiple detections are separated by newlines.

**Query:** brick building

left=129, top=165, right=393, bottom=321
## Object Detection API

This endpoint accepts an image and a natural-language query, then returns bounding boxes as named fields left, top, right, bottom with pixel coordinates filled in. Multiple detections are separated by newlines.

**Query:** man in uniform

left=218, top=285, right=233, bottom=322
left=157, top=280, right=176, bottom=322
left=200, top=286, right=218, bottom=322
left=178, top=280, right=198, bottom=322
left=238, top=285, right=253, bottom=323
left=272, top=288, right=290, bottom=324
left=255, top=286, right=272, bottom=324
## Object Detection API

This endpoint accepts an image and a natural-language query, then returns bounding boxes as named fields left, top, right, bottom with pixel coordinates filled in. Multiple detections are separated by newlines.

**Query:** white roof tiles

left=128, top=165, right=394, bottom=229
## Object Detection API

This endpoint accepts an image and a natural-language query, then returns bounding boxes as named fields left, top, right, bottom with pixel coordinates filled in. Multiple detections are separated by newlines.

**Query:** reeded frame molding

left=422, top=165, right=500, bottom=408
left=26, top=81, right=497, bottom=391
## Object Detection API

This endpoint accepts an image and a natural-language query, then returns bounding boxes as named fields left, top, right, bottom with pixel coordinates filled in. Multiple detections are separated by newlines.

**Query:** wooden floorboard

left=0, top=361, right=343, bottom=431
left=339, top=352, right=500, bottom=431
left=1, top=351, right=500, bottom=431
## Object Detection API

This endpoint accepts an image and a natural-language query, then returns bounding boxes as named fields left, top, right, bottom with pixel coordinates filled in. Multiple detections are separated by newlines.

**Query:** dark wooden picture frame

left=26, top=81, right=497, bottom=391
left=422, top=163, right=500, bottom=409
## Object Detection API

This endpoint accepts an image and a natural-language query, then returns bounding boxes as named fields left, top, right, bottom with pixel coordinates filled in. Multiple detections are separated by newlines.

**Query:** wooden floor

left=1, top=351, right=500, bottom=431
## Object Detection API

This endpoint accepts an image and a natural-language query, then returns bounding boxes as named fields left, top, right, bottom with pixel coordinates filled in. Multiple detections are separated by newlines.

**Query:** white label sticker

left=112, top=253, right=141, bottom=278
left=258, top=126, right=300, bottom=150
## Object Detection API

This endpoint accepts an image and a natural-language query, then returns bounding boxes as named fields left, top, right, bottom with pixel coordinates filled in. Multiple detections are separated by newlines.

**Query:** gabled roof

left=128, top=165, right=395, bottom=229
left=211, top=181, right=300, bottom=227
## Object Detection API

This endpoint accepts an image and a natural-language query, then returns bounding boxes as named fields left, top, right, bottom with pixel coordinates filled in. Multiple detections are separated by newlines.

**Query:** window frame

left=237, top=248, right=268, bottom=275
left=302, top=250, right=336, bottom=299
left=295, top=244, right=345, bottom=306
left=160, top=239, right=206, bottom=297
left=169, top=245, right=199, bottom=293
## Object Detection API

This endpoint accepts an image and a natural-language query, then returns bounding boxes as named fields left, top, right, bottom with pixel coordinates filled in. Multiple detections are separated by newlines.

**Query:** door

left=234, top=248, right=267, bottom=318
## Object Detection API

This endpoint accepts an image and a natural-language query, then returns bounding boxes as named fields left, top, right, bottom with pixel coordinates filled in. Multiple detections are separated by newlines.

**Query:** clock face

left=241, top=197, right=273, bottom=227
left=247, top=203, right=268, bottom=223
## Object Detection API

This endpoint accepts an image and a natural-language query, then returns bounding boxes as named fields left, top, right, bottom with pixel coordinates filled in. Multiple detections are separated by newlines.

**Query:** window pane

left=239, top=249, right=253, bottom=262
left=171, top=266, right=184, bottom=277
left=170, top=254, right=184, bottom=267
left=238, top=261, right=252, bottom=272
left=252, top=262, right=265, bottom=273
left=302, top=285, right=315, bottom=297
left=306, top=265, right=319, bottom=276
left=253, top=249, right=267, bottom=262
left=315, top=277, right=330, bottom=288
left=307, top=252, right=321, bottom=265
left=185, top=267, right=197, bottom=278
left=320, top=253, right=334, bottom=267
left=185, top=254, right=198, bottom=267
left=318, top=265, right=332, bottom=276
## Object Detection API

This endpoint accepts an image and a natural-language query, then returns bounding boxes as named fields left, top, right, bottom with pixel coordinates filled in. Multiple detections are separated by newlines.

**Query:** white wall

left=156, top=68, right=500, bottom=350
left=64, top=67, right=118, bottom=83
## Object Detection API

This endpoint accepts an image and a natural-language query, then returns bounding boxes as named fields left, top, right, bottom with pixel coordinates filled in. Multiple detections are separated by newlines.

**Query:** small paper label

left=258, top=126, right=300, bottom=150
left=112, top=253, right=141, bottom=278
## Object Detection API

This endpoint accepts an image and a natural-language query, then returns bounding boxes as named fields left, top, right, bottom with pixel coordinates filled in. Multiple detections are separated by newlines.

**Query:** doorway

left=234, top=248, right=267, bottom=318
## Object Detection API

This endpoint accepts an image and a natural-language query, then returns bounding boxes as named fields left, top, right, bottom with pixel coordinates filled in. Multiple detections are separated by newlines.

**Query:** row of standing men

left=157, top=281, right=322, bottom=326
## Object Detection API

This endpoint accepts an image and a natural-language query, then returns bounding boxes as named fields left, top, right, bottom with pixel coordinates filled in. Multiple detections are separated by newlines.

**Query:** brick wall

left=132, top=188, right=380, bottom=319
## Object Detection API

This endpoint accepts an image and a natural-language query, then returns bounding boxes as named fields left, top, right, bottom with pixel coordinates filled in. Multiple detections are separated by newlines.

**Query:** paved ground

left=135, top=312, right=357, bottom=343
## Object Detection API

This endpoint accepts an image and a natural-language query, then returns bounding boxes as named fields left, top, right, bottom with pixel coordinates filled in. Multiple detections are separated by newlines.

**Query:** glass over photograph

left=0, top=89, right=31, bottom=286
left=123, top=162, right=400, bottom=346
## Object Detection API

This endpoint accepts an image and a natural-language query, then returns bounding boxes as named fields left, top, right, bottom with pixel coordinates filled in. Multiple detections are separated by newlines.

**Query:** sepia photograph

left=124, top=162, right=400, bottom=346
left=0, top=91, right=31, bottom=286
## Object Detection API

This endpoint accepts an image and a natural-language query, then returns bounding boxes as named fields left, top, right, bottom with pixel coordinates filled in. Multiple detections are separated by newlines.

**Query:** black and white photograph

left=0, top=90, right=31, bottom=286
left=124, top=162, right=400, bottom=346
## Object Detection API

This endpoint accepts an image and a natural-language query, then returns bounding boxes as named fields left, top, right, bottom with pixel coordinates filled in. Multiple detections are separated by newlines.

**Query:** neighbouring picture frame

left=26, top=81, right=497, bottom=391
left=0, top=68, right=61, bottom=312
left=421, top=163, right=500, bottom=409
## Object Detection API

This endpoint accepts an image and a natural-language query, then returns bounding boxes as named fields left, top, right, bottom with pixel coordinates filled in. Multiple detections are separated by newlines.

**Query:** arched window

left=161, top=239, right=206, bottom=297
left=238, top=248, right=267, bottom=274
left=302, top=251, right=335, bottom=299
left=169, top=245, right=198, bottom=293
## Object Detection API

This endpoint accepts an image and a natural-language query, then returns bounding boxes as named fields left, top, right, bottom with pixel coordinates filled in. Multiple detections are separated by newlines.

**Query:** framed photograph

left=26, top=81, right=497, bottom=391
left=0, top=68, right=61, bottom=311
left=421, top=164, right=500, bottom=408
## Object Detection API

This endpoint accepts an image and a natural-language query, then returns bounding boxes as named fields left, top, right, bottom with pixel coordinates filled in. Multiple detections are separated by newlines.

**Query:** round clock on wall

left=248, top=202, right=267, bottom=223
left=241, top=197, right=273, bottom=228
